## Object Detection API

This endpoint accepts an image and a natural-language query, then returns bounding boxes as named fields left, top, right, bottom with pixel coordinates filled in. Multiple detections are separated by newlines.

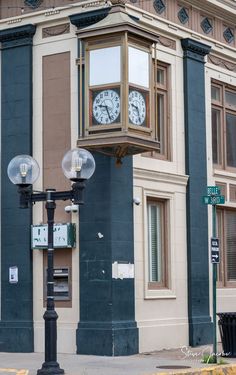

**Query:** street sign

left=207, top=186, right=221, bottom=196
left=202, top=195, right=225, bottom=205
left=211, top=250, right=220, bottom=263
left=211, top=238, right=220, bottom=264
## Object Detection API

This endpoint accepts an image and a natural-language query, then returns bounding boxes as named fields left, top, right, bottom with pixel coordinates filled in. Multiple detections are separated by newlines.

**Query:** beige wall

left=32, top=21, right=79, bottom=354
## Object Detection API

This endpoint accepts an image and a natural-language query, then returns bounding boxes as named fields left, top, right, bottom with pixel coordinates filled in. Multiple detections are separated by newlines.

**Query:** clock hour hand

left=131, top=103, right=141, bottom=123
left=99, top=104, right=111, bottom=121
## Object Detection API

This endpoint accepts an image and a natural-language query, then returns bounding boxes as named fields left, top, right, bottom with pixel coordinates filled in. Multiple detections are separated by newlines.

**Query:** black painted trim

left=0, top=24, right=36, bottom=49
left=69, top=8, right=111, bottom=28
left=181, top=38, right=211, bottom=62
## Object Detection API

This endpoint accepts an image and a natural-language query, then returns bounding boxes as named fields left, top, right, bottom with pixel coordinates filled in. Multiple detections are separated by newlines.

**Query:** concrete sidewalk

left=0, top=346, right=236, bottom=375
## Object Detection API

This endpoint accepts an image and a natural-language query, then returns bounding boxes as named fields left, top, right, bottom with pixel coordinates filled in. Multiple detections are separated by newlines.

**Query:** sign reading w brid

left=24, top=0, right=43, bottom=8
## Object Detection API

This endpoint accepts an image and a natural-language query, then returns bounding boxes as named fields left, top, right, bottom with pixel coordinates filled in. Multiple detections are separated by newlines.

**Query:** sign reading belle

left=77, top=4, right=159, bottom=163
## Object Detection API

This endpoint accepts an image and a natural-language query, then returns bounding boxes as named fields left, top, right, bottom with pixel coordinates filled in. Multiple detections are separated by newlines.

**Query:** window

left=143, top=62, right=169, bottom=159
left=147, top=199, right=168, bottom=288
left=212, top=81, right=236, bottom=170
left=217, top=208, right=236, bottom=287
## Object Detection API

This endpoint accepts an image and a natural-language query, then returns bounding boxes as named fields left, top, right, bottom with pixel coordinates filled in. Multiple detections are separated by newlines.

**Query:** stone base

left=76, top=321, right=139, bottom=356
left=0, top=321, right=34, bottom=352
left=189, top=317, right=213, bottom=346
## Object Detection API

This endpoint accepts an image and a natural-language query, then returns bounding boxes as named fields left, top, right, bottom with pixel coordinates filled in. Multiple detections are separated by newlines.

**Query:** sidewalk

left=0, top=346, right=236, bottom=375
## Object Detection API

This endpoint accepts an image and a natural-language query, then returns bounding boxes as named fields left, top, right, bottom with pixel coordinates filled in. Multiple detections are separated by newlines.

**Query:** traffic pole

left=212, top=204, right=217, bottom=363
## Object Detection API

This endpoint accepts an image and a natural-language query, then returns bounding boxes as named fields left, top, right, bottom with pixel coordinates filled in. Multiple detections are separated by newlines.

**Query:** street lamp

left=7, top=148, right=96, bottom=375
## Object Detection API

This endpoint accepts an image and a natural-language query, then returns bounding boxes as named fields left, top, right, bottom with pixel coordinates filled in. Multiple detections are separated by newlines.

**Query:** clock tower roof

left=76, top=5, right=159, bottom=43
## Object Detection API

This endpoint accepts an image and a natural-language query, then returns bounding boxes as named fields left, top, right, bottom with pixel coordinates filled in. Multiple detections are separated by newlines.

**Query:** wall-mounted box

left=32, top=223, right=76, bottom=249
left=44, top=267, right=71, bottom=301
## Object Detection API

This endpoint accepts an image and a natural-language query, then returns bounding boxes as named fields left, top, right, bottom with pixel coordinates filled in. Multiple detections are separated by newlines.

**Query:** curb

left=152, top=364, right=236, bottom=375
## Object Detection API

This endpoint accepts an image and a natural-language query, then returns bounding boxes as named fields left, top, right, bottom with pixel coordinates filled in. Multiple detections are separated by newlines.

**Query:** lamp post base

left=37, top=361, right=64, bottom=375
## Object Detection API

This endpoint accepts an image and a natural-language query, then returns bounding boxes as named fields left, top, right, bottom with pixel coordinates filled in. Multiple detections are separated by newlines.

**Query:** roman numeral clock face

left=129, top=90, right=146, bottom=126
left=92, top=89, right=121, bottom=125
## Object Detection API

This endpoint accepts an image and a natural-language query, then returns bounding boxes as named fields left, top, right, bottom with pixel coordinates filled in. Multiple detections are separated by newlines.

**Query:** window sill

left=214, top=169, right=236, bottom=181
left=144, top=287, right=176, bottom=300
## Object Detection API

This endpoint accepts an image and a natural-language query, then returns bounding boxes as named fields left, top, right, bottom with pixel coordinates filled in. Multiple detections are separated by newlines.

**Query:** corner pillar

left=181, top=38, right=212, bottom=346
left=0, top=24, right=36, bottom=352
left=76, top=154, right=138, bottom=356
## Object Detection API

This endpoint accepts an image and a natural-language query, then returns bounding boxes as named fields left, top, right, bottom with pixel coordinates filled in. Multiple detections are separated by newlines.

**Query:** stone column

left=181, top=38, right=212, bottom=346
left=76, top=154, right=138, bottom=356
left=0, top=24, right=36, bottom=352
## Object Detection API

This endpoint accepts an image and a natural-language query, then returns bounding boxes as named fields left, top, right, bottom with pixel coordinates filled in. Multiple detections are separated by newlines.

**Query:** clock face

left=92, top=89, right=121, bottom=125
left=129, top=90, right=146, bottom=126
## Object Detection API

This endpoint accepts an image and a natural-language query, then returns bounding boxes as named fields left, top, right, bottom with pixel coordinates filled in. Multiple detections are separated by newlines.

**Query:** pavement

left=0, top=345, right=236, bottom=375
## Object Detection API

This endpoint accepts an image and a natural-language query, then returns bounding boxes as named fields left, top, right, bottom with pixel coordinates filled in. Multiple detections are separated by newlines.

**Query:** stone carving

left=24, top=0, right=43, bottom=8
left=178, top=7, right=189, bottom=24
left=110, top=0, right=126, bottom=4
left=201, top=17, right=213, bottom=34
left=158, top=35, right=176, bottom=50
left=42, top=23, right=70, bottom=38
left=208, top=54, right=236, bottom=72
left=223, top=27, right=234, bottom=43
left=153, top=0, right=166, bottom=14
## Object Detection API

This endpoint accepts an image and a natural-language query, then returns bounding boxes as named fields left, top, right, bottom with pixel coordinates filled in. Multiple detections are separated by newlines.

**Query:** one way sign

left=211, top=238, right=220, bottom=264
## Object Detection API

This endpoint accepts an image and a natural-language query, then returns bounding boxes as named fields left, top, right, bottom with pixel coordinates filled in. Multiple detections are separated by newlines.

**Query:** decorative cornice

left=208, top=54, right=236, bottom=72
left=69, top=7, right=111, bottom=28
left=181, top=38, right=211, bottom=62
left=133, top=168, right=189, bottom=186
left=0, top=24, right=36, bottom=49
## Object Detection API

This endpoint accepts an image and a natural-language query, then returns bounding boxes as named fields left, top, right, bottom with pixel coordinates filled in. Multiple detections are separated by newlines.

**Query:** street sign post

left=202, top=186, right=225, bottom=364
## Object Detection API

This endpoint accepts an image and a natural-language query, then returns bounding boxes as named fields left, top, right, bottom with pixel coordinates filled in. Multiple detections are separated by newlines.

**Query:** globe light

left=61, top=148, right=95, bottom=181
left=7, top=155, right=40, bottom=185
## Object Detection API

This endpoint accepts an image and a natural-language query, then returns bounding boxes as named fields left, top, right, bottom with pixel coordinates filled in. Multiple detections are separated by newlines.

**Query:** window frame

left=147, top=198, right=168, bottom=289
left=217, top=207, right=236, bottom=288
left=143, top=61, right=170, bottom=160
left=211, top=80, right=236, bottom=172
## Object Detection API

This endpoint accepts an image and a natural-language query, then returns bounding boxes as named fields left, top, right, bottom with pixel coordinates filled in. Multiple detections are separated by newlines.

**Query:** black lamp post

left=7, top=148, right=96, bottom=375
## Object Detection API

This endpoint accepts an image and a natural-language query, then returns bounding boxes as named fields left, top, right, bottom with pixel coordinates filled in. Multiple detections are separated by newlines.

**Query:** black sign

left=211, top=238, right=220, bottom=264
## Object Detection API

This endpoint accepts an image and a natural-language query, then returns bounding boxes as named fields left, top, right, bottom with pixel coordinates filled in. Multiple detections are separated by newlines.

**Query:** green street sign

left=207, top=186, right=221, bottom=196
left=202, top=195, right=225, bottom=205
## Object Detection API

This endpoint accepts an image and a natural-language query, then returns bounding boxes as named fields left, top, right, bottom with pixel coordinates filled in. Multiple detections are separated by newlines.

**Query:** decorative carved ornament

left=24, top=0, right=43, bottom=8
left=42, top=23, right=70, bottom=38
left=158, top=35, right=176, bottom=50
left=208, top=54, right=236, bottom=72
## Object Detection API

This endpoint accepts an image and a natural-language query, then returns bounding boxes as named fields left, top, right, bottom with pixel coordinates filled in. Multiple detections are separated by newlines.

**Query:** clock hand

left=98, top=104, right=111, bottom=121
left=131, top=103, right=141, bottom=123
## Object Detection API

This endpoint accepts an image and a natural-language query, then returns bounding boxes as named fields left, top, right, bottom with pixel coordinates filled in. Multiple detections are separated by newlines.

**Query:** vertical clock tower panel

left=77, top=4, right=159, bottom=161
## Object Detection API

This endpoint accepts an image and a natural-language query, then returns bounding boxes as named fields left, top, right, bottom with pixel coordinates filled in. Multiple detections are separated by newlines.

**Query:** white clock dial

left=93, top=89, right=120, bottom=125
left=129, top=90, right=146, bottom=126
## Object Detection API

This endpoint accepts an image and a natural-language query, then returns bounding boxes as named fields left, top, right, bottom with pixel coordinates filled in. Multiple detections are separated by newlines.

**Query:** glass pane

left=226, top=211, right=236, bottom=281
left=226, top=113, right=236, bottom=167
left=129, top=46, right=149, bottom=88
left=157, top=94, right=165, bottom=154
left=226, top=91, right=236, bottom=107
left=211, top=86, right=220, bottom=101
left=157, top=69, right=164, bottom=85
left=89, top=46, right=121, bottom=86
left=212, top=108, right=221, bottom=164
left=148, top=203, right=162, bottom=282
